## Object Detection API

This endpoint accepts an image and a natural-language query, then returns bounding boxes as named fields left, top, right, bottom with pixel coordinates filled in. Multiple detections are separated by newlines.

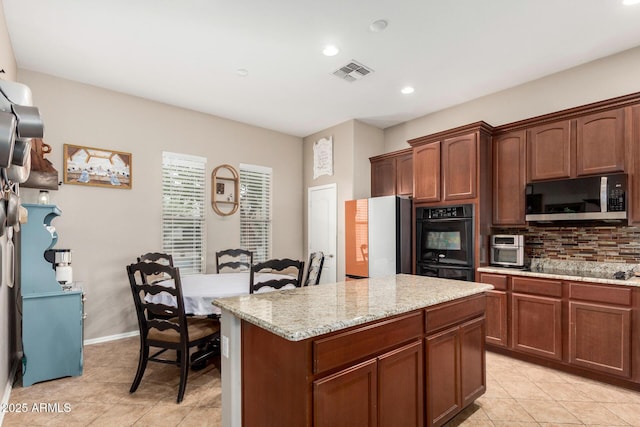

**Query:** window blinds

left=240, top=163, right=272, bottom=263
left=162, top=152, right=206, bottom=275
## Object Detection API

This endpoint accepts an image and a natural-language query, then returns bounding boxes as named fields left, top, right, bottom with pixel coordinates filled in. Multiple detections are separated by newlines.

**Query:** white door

left=308, top=184, right=337, bottom=283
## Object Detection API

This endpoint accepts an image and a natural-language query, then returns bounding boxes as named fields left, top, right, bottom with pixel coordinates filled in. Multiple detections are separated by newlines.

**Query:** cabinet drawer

left=569, top=282, right=632, bottom=306
left=313, top=311, right=423, bottom=374
left=512, top=277, right=562, bottom=297
left=426, top=294, right=485, bottom=334
left=479, top=273, right=507, bottom=290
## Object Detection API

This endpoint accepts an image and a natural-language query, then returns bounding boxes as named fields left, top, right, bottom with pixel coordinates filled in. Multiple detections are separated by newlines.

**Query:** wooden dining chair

left=127, top=260, right=220, bottom=403
left=250, top=258, right=305, bottom=293
left=215, top=248, right=253, bottom=273
left=137, top=252, right=174, bottom=284
left=303, top=251, right=325, bottom=286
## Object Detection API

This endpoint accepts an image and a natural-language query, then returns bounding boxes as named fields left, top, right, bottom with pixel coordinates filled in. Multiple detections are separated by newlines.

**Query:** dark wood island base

left=241, top=293, right=487, bottom=427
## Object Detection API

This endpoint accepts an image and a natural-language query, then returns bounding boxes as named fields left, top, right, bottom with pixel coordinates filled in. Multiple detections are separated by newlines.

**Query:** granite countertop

left=478, top=259, right=640, bottom=287
left=213, top=274, right=493, bottom=341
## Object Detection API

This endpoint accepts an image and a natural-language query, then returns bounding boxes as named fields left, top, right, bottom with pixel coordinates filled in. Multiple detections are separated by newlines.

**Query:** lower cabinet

left=511, top=292, right=562, bottom=360
left=314, top=340, right=423, bottom=427
left=479, top=271, right=639, bottom=388
left=426, top=315, right=486, bottom=427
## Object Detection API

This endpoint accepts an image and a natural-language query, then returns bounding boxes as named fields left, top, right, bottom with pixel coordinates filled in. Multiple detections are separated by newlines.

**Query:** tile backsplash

left=492, top=225, right=640, bottom=264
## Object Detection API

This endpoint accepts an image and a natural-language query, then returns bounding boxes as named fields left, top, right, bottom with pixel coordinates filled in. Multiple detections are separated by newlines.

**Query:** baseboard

left=0, top=357, right=21, bottom=426
left=84, top=330, right=139, bottom=346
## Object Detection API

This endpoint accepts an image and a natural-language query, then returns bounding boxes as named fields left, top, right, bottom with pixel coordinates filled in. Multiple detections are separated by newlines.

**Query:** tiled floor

left=3, top=337, right=640, bottom=426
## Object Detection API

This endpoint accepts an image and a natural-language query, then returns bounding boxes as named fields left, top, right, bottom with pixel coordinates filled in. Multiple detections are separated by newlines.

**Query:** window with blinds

left=240, top=163, right=272, bottom=263
left=162, top=152, right=206, bottom=275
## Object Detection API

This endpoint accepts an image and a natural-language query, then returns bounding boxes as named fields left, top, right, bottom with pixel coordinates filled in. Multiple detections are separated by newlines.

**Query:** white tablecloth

left=147, top=272, right=294, bottom=315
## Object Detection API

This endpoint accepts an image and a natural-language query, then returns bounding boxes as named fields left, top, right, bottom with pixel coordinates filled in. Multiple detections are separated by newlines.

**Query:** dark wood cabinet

left=479, top=273, right=509, bottom=348
left=527, top=120, right=572, bottom=181
left=370, top=149, right=413, bottom=197
left=442, top=133, right=478, bottom=201
left=314, top=359, right=377, bottom=427
left=568, top=282, right=632, bottom=378
left=576, top=109, right=626, bottom=176
left=630, top=106, right=640, bottom=224
left=413, top=142, right=441, bottom=202
left=511, top=276, right=563, bottom=361
left=371, top=157, right=396, bottom=197
left=492, top=131, right=526, bottom=225
left=426, top=316, right=485, bottom=427
left=378, top=341, right=424, bottom=427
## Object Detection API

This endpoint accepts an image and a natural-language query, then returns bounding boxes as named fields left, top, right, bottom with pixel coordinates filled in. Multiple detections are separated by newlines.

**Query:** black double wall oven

left=415, top=204, right=474, bottom=281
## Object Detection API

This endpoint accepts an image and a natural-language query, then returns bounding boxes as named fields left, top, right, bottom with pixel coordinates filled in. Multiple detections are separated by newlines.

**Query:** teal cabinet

left=20, top=204, right=83, bottom=386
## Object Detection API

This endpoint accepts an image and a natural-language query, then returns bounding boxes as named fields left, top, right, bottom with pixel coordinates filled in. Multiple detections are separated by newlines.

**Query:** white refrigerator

left=345, top=195, right=412, bottom=278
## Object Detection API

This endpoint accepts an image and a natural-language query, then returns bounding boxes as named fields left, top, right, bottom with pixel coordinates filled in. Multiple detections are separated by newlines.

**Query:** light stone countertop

left=213, top=273, right=493, bottom=342
left=477, top=266, right=640, bottom=287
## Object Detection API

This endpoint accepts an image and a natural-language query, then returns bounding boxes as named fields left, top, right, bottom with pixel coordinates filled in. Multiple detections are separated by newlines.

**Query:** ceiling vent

left=333, top=60, right=374, bottom=82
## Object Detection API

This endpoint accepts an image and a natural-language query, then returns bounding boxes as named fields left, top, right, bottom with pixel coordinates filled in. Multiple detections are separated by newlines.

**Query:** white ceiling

left=4, top=0, right=640, bottom=137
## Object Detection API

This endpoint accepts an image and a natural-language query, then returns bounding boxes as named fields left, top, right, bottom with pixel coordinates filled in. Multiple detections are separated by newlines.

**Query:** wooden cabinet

left=425, top=317, right=485, bottom=427
left=576, top=109, right=626, bottom=176
left=568, top=282, right=632, bottom=378
left=479, top=273, right=509, bottom=347
left=370, top=149, right=413, bottom=197
left=527, top=108, right=626, bottom=182
left=413, top=133, right=478, bottom=203
left=241, top=294, right=487, bottom=426
left=413, top=142, right=441, bottom=202
left=527, top=120, right=572, bottom=181
left=630, top=105, right=640, bottom=224
left=492, top=131, right=526, bottom=225
left=442, top=133, right=478, bottom=200
left=511, top=277, right=563, bottom=361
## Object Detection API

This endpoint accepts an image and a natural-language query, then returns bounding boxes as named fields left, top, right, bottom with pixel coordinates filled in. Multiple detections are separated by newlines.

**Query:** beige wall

left=17, top=70, right=303, bottom=341
left=0, top=0, right=16, bottom=80
left=385, top=45, right=640, bottom=152
left=353, top=120, right=384, bottom=199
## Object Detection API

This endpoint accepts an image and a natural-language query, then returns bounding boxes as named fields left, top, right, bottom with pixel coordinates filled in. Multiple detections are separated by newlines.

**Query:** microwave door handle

left=600, top=176, right=607, bottom=213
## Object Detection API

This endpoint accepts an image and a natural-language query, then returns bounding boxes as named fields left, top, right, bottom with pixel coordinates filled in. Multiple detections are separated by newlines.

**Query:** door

left=308, top=184, right=337, bottom=283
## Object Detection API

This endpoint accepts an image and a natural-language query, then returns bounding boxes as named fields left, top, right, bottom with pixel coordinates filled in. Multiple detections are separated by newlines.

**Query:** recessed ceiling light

left=401, top=86, right=415, bottom=95
left=323, top=45, right=340, bottom=57
left=623, top=0, right=640, bottom=4
left=369, top=19, right=388, bottom=33
left=236, top=68, right=249, bottom=77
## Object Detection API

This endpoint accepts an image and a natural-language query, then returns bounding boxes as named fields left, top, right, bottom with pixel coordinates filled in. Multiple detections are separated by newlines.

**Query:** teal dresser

left=20, top=204, right=83, bottom=386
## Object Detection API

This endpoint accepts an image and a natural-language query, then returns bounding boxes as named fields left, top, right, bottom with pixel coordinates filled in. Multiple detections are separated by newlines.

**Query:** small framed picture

left=216, top=182, right=225, bottom=195
left=63, top=144, right=132, bottom=189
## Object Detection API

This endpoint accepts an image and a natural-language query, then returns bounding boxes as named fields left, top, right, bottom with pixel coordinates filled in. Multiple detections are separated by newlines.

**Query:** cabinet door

left=396, top=152, right=414, bottom=196
left=633, top=106, right=640, bottom=224
left=314, top=359, right=378, bottom=427
left=527, top=120, right=572, bottom=181
left=414, top=142, right=441, bottom=202
left=378, top=341, right=423, bottom=427
left=569, top=301, right=631, bottom=378
left=371, top=157, right=397, bottom=197
left=460, top=317, right=486, bottom=407
left=442, top=133, right=477, bottom=200
left=511, top=293, right=562, bottom=360
left=485, top=290, right=508, bottom=347
left=425, top=327, right=460, bottom=427
left=576, top=109, right=625, bottom=176
left=493, top=131, right=526, bottom=225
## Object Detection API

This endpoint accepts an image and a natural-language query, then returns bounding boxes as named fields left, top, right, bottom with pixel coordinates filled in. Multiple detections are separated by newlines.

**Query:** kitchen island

left=214, top=274, right=493, bottom=427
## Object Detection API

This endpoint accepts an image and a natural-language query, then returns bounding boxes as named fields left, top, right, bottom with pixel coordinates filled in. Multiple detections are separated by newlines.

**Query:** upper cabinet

left=527, top=120, right=572, bottom=181
left=370, top=148, right=413, bottom=197
left=493, top=131, right=526, bottom=225
left=410, top=122, right=492, bottom=204
left=527, top=108, right=626, bottom=182
left=576, top=109, right=625, bottom=176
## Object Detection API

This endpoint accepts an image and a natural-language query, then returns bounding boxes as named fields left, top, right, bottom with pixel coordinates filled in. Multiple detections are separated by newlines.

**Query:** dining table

left=147, top=271, right=294, bottom=315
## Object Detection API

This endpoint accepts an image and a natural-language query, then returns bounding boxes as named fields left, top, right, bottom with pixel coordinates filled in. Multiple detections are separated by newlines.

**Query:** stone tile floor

left=3, top=337, right=640, bottom=426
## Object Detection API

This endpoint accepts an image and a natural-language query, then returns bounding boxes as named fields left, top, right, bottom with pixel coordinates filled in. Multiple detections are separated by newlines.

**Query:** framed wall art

left=63, top=144, right=132, bottom=189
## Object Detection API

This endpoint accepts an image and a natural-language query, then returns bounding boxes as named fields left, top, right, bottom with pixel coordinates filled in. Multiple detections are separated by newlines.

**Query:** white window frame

left=161, top=152, right=207, bottom=275
left=240, top=163, right=272, bottom=263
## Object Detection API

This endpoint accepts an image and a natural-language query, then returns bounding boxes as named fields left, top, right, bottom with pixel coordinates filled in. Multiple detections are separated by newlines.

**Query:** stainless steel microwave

left=525, top=174, right=627, bottom=222
left=490, top=235, right=524, bottom=267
